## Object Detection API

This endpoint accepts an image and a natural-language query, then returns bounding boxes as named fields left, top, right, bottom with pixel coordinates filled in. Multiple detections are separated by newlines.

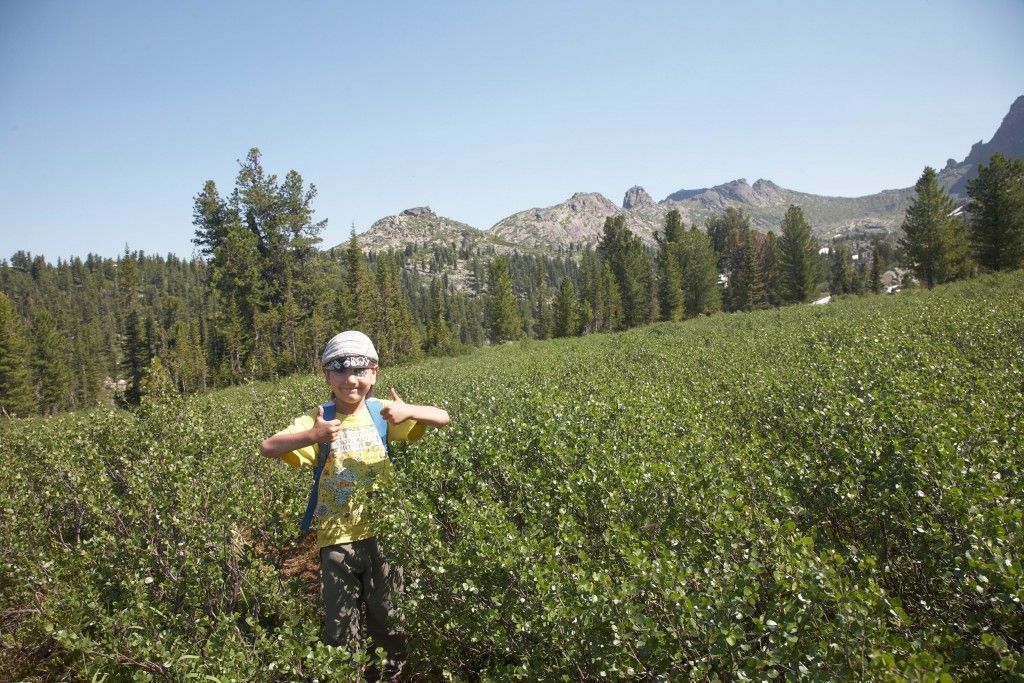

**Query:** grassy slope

left=2, top=272, right=1022, bottom=680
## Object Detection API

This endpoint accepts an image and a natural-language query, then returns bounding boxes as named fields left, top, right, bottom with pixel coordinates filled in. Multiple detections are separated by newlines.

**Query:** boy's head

left=321, top=331, right=379, bottom=408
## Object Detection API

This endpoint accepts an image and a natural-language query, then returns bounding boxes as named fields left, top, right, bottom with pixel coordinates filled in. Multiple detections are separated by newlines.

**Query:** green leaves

left=2, top=271, right=1023, bottom=679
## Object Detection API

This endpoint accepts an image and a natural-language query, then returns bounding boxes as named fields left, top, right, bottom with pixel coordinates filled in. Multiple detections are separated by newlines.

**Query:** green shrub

left=2, top=272, right=1022, bottom=680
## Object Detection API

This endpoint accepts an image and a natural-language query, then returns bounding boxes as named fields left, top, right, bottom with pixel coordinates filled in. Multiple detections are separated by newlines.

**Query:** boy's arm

left=380, top=388, right=450, bottom=427
left=259, top=406, right=343, bottom=458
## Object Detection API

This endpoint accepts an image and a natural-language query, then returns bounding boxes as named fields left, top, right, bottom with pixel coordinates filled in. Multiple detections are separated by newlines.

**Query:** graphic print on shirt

left=315, top=423, right=387, bottom=523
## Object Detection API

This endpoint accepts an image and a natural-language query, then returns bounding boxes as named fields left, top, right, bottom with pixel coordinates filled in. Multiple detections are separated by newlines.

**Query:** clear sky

left=1, top=0, right=1022, bottom=261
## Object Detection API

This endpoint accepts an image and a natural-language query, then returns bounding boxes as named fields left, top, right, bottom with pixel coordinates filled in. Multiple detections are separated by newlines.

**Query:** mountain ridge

left=348, top=95, right=1023, bottom=252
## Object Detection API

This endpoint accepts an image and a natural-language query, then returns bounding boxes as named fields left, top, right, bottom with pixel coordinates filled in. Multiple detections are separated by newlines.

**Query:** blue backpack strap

left=366, top=397, right=391, bottom=463
left=299, top=401, right=335, bottom=533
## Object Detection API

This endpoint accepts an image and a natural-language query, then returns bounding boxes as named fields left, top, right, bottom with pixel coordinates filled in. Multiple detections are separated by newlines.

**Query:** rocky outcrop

left=622, top=186, right=653, bottom=209
left=401, top=206, right=436, bottom=218
left=357, top=212, right=487, bottom=253
left=490, top=192, right=622, bottom=247
left=940, top=95, right=1024, bottom=197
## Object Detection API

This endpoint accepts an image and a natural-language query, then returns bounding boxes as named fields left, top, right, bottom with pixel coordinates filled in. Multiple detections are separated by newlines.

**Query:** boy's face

left=323, top=364, right=378, bottom=409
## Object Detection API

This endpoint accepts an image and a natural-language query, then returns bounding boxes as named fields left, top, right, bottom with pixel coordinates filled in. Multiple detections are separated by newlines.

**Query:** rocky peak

left=401, top=206, right=436, bottom=218
left=964, top=95, right=1024, bottom=167
left=623, top=185, right=653, bottom=209
left=945, top=94, right=1024, bottom=196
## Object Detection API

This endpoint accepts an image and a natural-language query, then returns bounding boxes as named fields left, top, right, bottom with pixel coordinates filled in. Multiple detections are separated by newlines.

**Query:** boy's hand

left=312, top=405, right=342, bottom=443
left=381, top=388, right=414, bottom=424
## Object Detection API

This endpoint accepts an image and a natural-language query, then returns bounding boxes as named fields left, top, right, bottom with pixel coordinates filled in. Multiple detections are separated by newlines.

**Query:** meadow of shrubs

left=2, top=271, right=1022, bottom=680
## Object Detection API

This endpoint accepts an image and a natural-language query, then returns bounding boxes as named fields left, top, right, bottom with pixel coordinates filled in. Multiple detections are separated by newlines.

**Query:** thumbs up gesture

left=312, top=404, right=342, bottom=443
left=380, top=388, right=413, bottom=425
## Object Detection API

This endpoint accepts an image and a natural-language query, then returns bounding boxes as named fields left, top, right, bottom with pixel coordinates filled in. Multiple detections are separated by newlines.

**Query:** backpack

left=299, top=397, right=389, bottom=533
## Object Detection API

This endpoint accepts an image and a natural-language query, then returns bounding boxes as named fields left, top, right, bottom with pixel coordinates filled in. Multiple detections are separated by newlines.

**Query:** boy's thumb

left=317, top=405, right=324, bottom=419
left=390, top=387, right=401, bottom=402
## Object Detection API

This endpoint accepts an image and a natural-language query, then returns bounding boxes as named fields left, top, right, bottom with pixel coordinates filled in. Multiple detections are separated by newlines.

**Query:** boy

left=260, top=330, right=449, bottom=676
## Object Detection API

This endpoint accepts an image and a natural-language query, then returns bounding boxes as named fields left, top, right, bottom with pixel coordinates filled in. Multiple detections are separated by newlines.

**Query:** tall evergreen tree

left=0, top=293, right=35, bottom=417
left=778, top=205, right=818, bottom=303
left=597, top=215, right=653, bottom=329
left=900, top=167, right=973, bottom=288
left=487, top=256, right=521, bottom=343
left=345, top=231, right=379, bottom=333
left=761, top=232, right=784, bottom=307
left=723, top=226, right=750, bottom=311
left=424, top=278, right=453, bottom=354
left=553, top=277, right=580, bottom=338
left=532, top=262, right=553, bottom=340
left=117, top=251, right=150, bottom=404
left=744, top=231, right=769, bottom=310
left=374, top=253, right=420, bottom=363
left=966, top=153, right=1024, bottom=271
left=655, top=211, right=684, bottom=322
left=74, top=320, right=107, bottom=407
left=578, top=250, right=603, bottom=333
left=192, top=180, right=234, bottom=257
left=678, top=227, right=722, bottom=317
left=829, top=244, right=853, bottom=296
left=31, top=308, right=73, bottom=414
left=706, top=208, right=749, bottom=267
left=870, top=243, right=883, bottom=294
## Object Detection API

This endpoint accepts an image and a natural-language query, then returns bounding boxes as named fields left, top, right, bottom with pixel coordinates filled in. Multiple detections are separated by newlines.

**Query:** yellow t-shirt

left=276, top=398, right=426, bottom=547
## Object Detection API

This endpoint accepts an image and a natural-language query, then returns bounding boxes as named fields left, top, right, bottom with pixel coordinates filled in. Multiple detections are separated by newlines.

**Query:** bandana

left=321, top=330, right=379, bottom=367
left=323, top=355, right=376, bottom=371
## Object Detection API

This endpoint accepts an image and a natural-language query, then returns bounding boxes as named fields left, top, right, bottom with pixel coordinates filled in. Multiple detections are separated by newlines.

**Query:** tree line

left=2, top=150, right=1022, bottom=418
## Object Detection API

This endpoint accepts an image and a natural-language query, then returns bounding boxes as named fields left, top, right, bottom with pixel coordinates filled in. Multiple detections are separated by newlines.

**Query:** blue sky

left=1, top=0, right=1022, bottom=261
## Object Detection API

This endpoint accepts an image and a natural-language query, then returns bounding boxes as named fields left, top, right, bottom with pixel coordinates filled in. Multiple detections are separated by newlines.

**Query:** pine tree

left=900, top=167, right=972, bottom=288
left=870, top=243, right=883, bottom=294
left=723, top=227, right=749, bottom=311
left=487, top=256, right=522, bottom=342
left=597, top=215, right=653, bottom=328
left=425, top=278, right=453, bottom=354
left=31, top=308, right=73, bottom=414
left=74, top=320, right=107, bottom=407
left=966, top=153, right=1024, bottom=271
left=553, top=277, right=580, bottom=338
left=117, top=251, right=150, bottom=404
left=678, top=227, right=722, bottom=317
left=778, top=205, right=818, bottom=303
left=192, top=180, right=233, bottom=257
left=744, top=232, right=769, bottom=310
left=762, top=232, right=784, bottom=307
left=532, top=262, right=553, bottom=340
left=656, top=211, right=684, bottom=321
left=375, top=253, right=420, bottom=363
left=0, top=293, right=35, bottom=417
left=706, top=208, right=749, bottom=267
left=120, top=308, right=149, bottom=405
left=345, top=231, right=379, bottom=333
left=829, top=244, right=853, bottom=296
left=578, top=250, right=603, bottom=333
left=601, top=262, right=622, bottom=332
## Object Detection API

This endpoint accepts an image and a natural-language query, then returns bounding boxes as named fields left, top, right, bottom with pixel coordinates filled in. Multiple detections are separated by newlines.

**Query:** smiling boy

left=260, top=330, right=449, bottom=676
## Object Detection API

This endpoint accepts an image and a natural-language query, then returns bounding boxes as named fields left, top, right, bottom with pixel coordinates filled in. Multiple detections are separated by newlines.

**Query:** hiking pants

left=320, top=538, right=407, bottom=669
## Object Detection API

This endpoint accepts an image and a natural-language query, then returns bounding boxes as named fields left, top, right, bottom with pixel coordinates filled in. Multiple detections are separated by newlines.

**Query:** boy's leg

left=362, top=538, right=407, bottom=676
left=319, top=543, right=364, bottom=647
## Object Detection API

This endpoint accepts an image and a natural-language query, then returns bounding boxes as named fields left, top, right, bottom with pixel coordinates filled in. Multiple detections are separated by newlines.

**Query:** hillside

left=3, top=271, right=1023, bottom=680
left=346, top=95, right=1023, bottom=253
left=356, top=206, right=521, bottom=254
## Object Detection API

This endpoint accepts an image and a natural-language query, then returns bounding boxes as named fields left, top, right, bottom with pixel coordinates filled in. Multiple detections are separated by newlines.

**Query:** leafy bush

left=2, top=272, right=1022, bottom=680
